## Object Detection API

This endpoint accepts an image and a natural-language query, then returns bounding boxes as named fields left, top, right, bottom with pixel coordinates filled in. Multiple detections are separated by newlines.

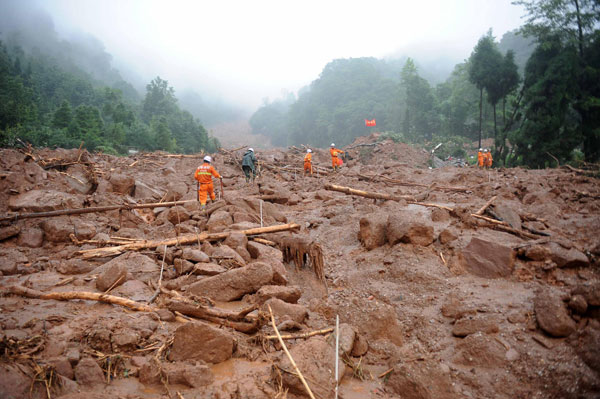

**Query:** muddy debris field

left=1, top=137, right=599, bottom=399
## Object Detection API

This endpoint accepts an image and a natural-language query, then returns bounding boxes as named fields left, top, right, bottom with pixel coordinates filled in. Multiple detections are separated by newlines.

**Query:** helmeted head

left=484, top=149, right=488, bottom=153
left=203, top=155, right=212, bottom=163
left=307, top=149, right=312, bottom=153
left=479, top=148, right=483, bottom=152
left=330, top=143, right=335, bottom=147
left=248, top=148, right=254, bottom=152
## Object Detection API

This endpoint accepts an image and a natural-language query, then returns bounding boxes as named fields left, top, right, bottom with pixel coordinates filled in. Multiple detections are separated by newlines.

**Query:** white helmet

left=307, top=149, right=312, bottom=153
left=330, top=143, right=335, bottom=147
left=204, top=155, right=212, bottom=163
left=479, top=148, right=483, bottom=151
left=249, top=148, right=254, bottom=152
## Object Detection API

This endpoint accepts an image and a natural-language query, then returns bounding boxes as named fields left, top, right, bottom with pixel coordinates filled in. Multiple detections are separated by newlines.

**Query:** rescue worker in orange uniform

left=484, top=149, right=493, bottom=168
left=194, top=156, right=222, bottom=210
left=477, top=148, right=484, bottom=168
left=303, top=149, right=313, bottom=176
left=330, top=143, right=345, bottom=171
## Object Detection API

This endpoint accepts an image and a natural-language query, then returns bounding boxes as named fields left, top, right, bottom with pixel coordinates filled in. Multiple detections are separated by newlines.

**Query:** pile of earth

left=0, top=143, right=599, bottom=399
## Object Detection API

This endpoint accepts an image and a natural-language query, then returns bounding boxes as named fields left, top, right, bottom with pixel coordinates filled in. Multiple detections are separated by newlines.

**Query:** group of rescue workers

left=194, top=144, right=493, bottom=209
left=477, top=148, right=493, bottom=168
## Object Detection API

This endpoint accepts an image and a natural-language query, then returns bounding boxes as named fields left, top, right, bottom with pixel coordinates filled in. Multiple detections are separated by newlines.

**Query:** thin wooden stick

left=475, top=196, right=497, bottom=215
left=148, top=245, right=167, bottom=304
left=268, top=305, right=316, bottom=399
left=265, top=327, right=334, bottom=340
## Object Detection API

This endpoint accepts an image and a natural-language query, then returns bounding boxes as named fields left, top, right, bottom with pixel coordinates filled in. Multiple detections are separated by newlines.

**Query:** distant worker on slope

left=477, top=148, right=484, bottom=168
left=330, top=143, right=345, bottom=171
left=194, top=156, right=222, bottom=210
left=242, top=147, right=257, bottom=183
left=484, top=148, right=493, bottom=169
left=304, top=149, right=313, bottom=176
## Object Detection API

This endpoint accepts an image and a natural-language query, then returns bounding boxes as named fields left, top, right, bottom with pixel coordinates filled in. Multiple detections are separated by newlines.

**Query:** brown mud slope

left=1, top=141, right=599, bottom=399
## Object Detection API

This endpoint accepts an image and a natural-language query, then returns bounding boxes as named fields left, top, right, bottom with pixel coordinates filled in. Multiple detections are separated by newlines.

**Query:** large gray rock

left=534, top=289, right=576, bottom=338
left=8, top=190, right=83, bottom=212
left=493, top=202, right=522, bottom=230
left=187, top=261, right=273, bottom=301
left=460, top=237, right=515, bottom=278
left=547, top=242, right=589, bottom=268
left=387, top=214, right=434, bottom=247
left=168, top=321, right=234, bottom=363
left=206, top=210, right=233, bottom=233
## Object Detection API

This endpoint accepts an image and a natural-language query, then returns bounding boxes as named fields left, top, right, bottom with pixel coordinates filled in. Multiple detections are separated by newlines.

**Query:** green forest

left=250, top=0, right=600, bottom=168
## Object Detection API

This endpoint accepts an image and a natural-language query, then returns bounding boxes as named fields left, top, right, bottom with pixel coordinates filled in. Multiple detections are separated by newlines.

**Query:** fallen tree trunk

left=357, top=174, right=471, bottom=193
left=5, top=285, right=154, bottom=312
left=75, top=223, right=301, bottom=259
left=475, top=196, right=497, bottom=216
left=324, top=184, right=414, bottom=201
left=1, top=200, right=196, bottom=223
left=470, top=214, right=541, bottom=239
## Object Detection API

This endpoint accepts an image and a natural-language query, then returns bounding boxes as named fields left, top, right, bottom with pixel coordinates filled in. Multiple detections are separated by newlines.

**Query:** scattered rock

left=109, top=174, right=135, bottom=195
left=571, top=282, right=600, bottom=306
left=339, top=323, right=356, bottom=355
left=351, top=333, right=369, bottom=357
left=17, top=227, right=44, bottom=248
left=568, top=295, right=588, bottom=314
left=181, top=248, right=210, bottom=263
left=0, top=225, right=20, bottom=241
left=386, top=361, right=457, bottom=399
left=168, top=321, right=234, bottom=363
left=206, top=210, right=233, bottom=233
left=358, top=212, right=387, bottom=250
left=211, top=245, right=246, bottom=266
left=460, top=237, right=515, bottom=278
left=166, top=206, right=190, bottom=224
left=0, top=248, right=27, bottom=275
left=8, top=190, right=83, bottom=212
left=57, top=259, right=97, bottom=275
left=223, top=231, right=248, bottom=249
left=453, top=332, right=506, bottom=368
left=570, top=323, right=600, bottom=372
left=74, top=357, right=105, bottom=386
left=431, top=208, right=450, bottom=222
left=263, top=298, right=308, bottom=324
left=255, top=285, right=301, bottom=304
left=247, top=241, right=283, bottom=261
left=524, top=245, right=552, bottom=261
left=547, top=242, right=589, bottom=268
left=278, top=336, right=341, bottom=399
left=96, top=262, right=128, bottom=292
left=534, top=289, right=576, bottom=337
left=452, top=316, right=500, bottom=337
left=438, top=229, right=457, bottom=244
left=187, top=261, right=273, bottom=301
left=192, top=262, right=227, bottom=276
left=493, top=202, right=522, bottom=230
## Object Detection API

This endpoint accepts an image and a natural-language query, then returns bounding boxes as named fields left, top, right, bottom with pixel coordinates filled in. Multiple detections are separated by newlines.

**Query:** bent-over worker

left=194, top=155, right=222, bottom=210
left=329, top=143, right=344, bottom=171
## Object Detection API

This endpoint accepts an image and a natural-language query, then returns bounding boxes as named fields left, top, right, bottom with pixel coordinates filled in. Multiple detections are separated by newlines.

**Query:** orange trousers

left=304, top=162, right=312, bottom=174
left=198, top=182, right=215, bottom=205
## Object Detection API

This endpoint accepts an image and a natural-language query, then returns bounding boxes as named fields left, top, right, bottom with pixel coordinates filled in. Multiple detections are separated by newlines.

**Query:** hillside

left=0, top=140, right=598, bottom=398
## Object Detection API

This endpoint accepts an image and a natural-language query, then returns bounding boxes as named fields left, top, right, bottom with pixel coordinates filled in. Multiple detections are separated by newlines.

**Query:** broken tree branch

left=324, top=184, right=414, bottom=201
left=0, top=200, right=196, bottom=223
left=265, top=327, right=334, bottom=340
left=475, top=196, right=497, bottom=216
left=74, top=223, right=301, bottom=259
left=5, top=285, right=154, bottom=312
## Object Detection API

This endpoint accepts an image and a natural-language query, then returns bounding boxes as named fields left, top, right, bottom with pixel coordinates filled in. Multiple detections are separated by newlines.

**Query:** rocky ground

left=0, top=134, right=599, bottom=399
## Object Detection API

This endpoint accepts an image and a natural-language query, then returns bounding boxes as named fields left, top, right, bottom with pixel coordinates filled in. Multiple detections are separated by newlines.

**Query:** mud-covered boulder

left=263, top=298, right=308, bottom=324
left=166, top=206, right=190, bottom=224
left=211, top=245, right=246, bottom=266
left=452, top=315, right=500, bottom=337
left=168, top=321, right=234, bottom=363
left=187, top=261, right=273, bottom=301
left=387, top=214, right=434, bottom=247
left=0, top=248, right=28, bottom=275
left=134, top=180, right=164, bottom=200
left=181, top=248, right=210, bottom=263
left=91, top=252, right=157, bottom=285
left=569, top=323, right=600, bottom=372
left=438, top=229, right=457, bottom=244
left=0, top=364, right=40, bottom=399
left=453, top=332, right=506, bottom=368
left=460, top=237, right=515, bottom=278
left=96, top=262, right=128, bottom=292
left=8, top=190, right=83, bottom=212
left=493, top=202, right=522, bottom=230
left=523, top=245, right=552, bottom=261
left=568, top=295, right=588, bottom=314
left=109, top=174, right=135, bottom=195
left=65, top=164, right=94, bottom=194
left=571, top=282, right=600, bottom=306
left=74, top=357, right=105, bottom=386
left=255, top=285, right=301, bottom=304
left=57, top=259, right=96, bottom=275
left=140, top=361, right=214, bottom=387
left=223, top=231, right=248, bottom=249
left=41, top=217, right=96, bottom=243
left=277, top=336, right=342, bottom=399
left=17, top=227, right=44, bottom=248
left=247, top=241, right=283, bottom=261
left=358, top=212, right=387, bottom=250
left=547, top=242, right=589, bottom=268
left=534, top=289, right=576, bottom=337
left=174, top=258, right=194, bottom=275
left=386, top=361, right=458, bottom=399
left=0, top=225, right=20, bottom=241
left=339, top=323, right=356, bottom=355
left=112, top=280, right=154, bottom=302
left=192, top=262, right=226, bottom=276
left=207, top=210, right=233, bottom=233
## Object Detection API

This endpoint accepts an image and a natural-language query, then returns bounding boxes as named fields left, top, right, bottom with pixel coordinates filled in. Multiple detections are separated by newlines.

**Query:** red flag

left=365, top=119, right=376, bottom=127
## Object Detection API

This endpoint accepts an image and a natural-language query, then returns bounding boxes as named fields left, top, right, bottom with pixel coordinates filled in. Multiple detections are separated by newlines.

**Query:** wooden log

left=0, top=200, right=196, bottom=223
left=475, top=196, right=497, bottom=215
left=265, top=327, right=334, bottom=340
left=5, top=285, right=154, bottom=312
left=324, top=184, right=414, bottom=201
left=357, top=174, right=471, bottom=193
left=167, top=301, right=258, bottom=322
left=407, top=201, right=454, bottom=212
left=470, top=214, right=540, bottom=239
left=75, top=223, right=301, bottom=259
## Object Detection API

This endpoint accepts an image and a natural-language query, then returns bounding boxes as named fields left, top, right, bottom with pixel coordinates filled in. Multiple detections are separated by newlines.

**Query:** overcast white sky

left=33, top=0, right=525, bottom=110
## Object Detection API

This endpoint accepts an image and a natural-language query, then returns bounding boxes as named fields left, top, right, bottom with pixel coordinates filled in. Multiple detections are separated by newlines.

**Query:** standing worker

left=484, top=148, right=493, bottom=168
left=303, top=149, right=313, bottom=176
left=330, top=143, right=345, bottom=171
left=477, top=148, right=484, bottom=168
left=242, top=147, right=257, bottom=183
left=194, top=156, right=222, bottom=210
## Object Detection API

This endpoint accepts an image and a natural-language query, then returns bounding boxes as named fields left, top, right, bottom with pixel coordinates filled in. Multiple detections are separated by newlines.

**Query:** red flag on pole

left=365, top=119, right=376, bottom=127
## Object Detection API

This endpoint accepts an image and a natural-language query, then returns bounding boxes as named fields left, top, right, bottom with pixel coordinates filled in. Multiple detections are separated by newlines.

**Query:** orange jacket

left=477, top=151, right=484, bottom=166
left=330, top=148, right=344, bottom=158
left=304, top=153, right=312, bottom=164
left=194, top=162, right=221, bottom=184
left=485, top=152, right=493, bottom=166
